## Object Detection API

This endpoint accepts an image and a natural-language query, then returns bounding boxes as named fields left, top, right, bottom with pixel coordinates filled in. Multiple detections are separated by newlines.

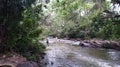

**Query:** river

left=41, top=38, right=120, bottom=67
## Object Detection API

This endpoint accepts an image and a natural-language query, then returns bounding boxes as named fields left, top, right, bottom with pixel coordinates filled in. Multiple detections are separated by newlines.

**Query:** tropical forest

left=0, top=0, right=120, bottom=67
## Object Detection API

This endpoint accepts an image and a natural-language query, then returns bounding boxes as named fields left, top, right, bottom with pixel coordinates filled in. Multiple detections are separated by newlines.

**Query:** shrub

left=0, top=0, right=45, bottom=61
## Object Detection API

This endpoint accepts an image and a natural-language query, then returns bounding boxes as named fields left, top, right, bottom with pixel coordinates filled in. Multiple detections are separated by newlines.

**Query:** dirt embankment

left=0, top=52, right=45, bottom=67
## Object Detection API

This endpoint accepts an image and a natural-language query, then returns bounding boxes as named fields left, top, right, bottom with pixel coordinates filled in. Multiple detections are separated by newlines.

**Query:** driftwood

left=78, top=39, right=120, bottom=50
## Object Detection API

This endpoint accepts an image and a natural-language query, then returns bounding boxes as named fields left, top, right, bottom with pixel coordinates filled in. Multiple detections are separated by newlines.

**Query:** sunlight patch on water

left=75, top=50, right=120, bottom=67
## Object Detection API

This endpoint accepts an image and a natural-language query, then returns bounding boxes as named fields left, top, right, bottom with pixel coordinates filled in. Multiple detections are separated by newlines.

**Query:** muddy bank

left=0, top=52, right=45, bottom=67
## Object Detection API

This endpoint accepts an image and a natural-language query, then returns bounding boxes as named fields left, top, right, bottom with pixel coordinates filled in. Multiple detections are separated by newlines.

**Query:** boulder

left=79, top=42, right=91, bottom=47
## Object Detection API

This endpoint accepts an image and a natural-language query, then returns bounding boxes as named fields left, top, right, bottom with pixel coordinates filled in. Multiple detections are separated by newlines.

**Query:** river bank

left=70, top=38, right=120, bottom=50
left=43, top=37, right=120, bottom=50
left=0, top=51, right=45, bottom=67
left=0, top=52, right=41, bottom=67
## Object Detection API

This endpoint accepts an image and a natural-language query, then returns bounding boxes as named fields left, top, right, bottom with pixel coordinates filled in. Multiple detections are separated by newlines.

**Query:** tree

left=0, top=0, right=45, bottom=58
left=44, top=0, right=120, bottom=39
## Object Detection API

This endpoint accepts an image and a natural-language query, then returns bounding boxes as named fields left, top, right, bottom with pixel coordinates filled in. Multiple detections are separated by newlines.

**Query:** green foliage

left=45, top=0, right=120, bottom=40
left=0, top=0, right=45, bottom=61
left=90, top=11, right=120, bottom=39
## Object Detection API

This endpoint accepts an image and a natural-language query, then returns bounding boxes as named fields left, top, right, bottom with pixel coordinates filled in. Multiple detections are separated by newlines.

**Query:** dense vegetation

left=42, top=0, right=120, bottom=40
left=0, top=0, right=45, bottom=60
left=0, top=0, right=119, bottom=62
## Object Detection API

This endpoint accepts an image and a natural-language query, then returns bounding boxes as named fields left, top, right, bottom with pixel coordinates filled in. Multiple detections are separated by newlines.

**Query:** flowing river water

left=41, top=38, right=120, bottom=67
